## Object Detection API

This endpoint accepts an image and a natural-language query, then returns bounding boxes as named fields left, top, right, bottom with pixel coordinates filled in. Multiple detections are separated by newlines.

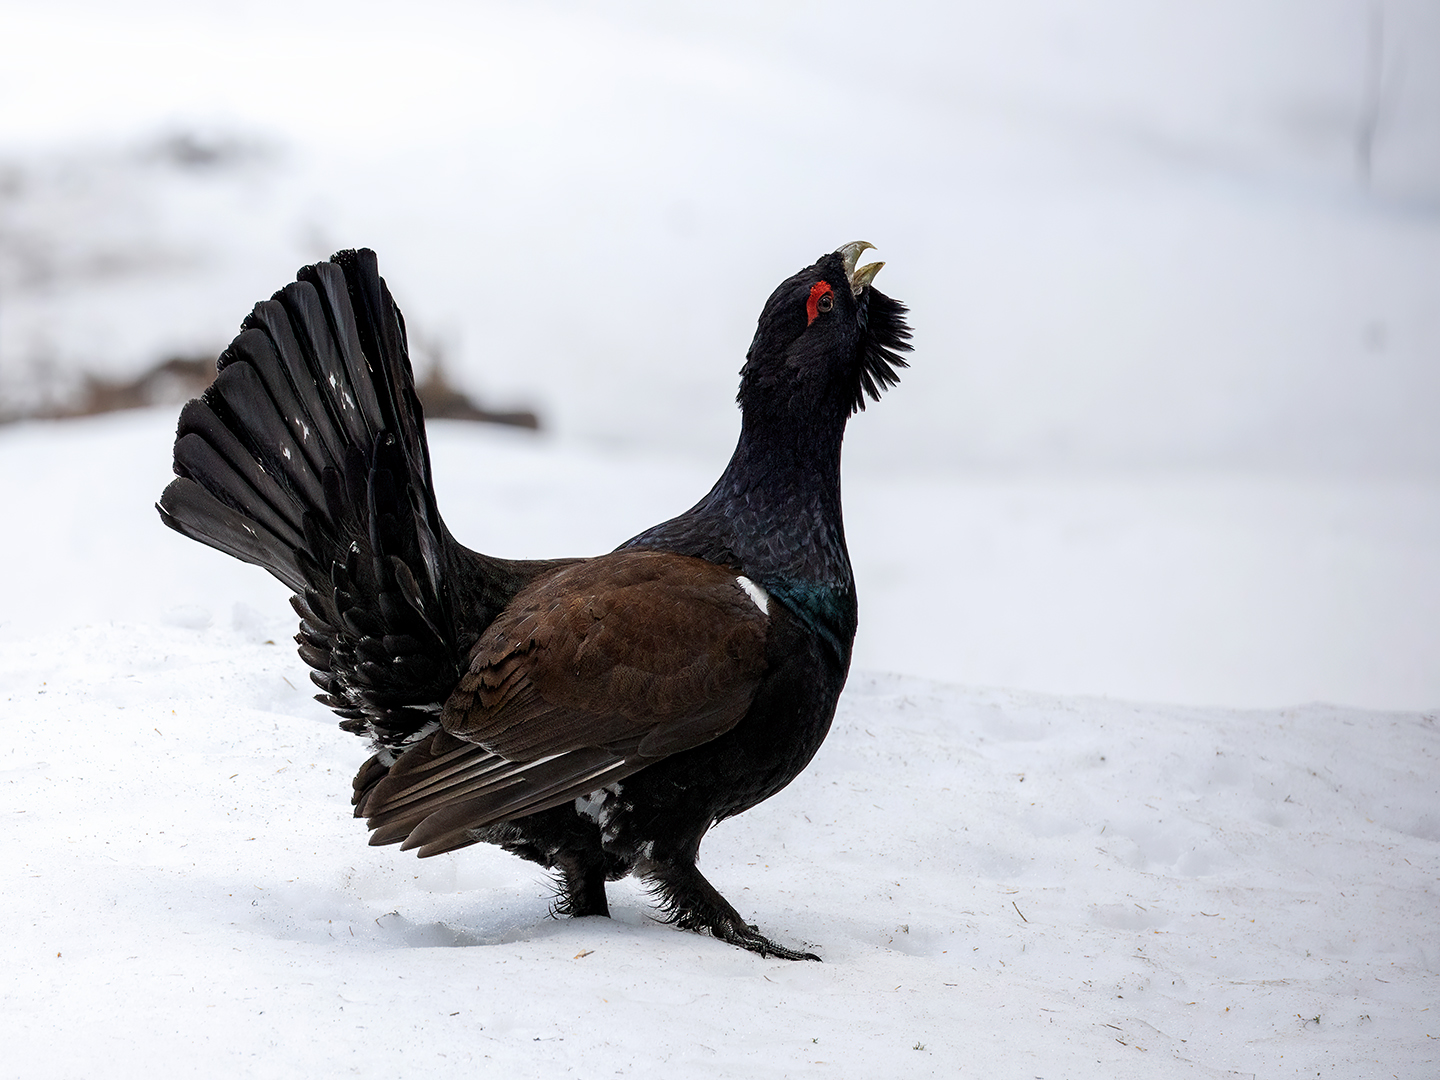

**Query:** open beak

left=837, top=241, right=884, bottom=296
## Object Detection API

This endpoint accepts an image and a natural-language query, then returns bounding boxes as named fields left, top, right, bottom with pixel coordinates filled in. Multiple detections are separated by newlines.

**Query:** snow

left=2, top=411, right=1436, bottom=1078
left=7, top=408, right=1434, bottom=710
left=2, top=2, right=1438, bottom=1075
left=3, top=2, right=1439, bottom=472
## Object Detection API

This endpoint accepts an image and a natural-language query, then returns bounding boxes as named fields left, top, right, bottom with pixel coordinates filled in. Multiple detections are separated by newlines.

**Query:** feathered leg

left=552, top=854, right=612, bottom=919
left=638, top=833, right=820, bottom=961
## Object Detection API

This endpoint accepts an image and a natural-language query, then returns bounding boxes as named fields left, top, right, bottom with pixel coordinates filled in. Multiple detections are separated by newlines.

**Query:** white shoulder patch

left=735, top=575, right=769, bottom=615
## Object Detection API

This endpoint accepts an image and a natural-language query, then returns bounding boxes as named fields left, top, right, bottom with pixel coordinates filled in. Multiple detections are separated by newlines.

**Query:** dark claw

left=714, top=917, right=821, bottom=962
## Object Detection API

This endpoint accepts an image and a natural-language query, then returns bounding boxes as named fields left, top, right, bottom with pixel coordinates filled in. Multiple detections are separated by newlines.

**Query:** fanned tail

left=158, top=249, right=463, bottom=752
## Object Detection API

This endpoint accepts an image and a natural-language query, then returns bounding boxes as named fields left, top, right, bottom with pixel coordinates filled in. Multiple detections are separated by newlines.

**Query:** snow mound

left=2, top=622, right=1434, bottom=1078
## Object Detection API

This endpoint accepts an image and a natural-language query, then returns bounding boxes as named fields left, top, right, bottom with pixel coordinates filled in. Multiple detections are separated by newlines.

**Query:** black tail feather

left=157, top=249, right=470, bottom=753
left=158, top=475, right=309, bottom=593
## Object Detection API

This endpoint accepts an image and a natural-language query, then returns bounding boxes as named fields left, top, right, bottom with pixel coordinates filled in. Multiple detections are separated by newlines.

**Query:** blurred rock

left=0, top=350, right=539, bottom=430
left=413, top=362, right=538, bottom=430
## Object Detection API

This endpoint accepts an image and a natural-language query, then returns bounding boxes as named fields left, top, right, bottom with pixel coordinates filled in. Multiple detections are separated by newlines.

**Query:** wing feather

left=356, top=550, right=771, bottom=854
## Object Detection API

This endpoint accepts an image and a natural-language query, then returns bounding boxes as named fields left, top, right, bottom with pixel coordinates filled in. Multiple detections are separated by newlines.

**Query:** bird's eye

left=806, top=281, right=835, bottom=325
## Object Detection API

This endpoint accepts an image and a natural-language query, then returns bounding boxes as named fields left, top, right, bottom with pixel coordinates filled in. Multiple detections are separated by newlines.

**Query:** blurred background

left=1, top=0, right=1436, bottom=709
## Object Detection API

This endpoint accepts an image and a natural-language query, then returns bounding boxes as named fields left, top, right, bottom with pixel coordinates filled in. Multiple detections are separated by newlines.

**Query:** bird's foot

left=641, top=854, right=820, bottom=960
left=711, top=916, right=821, bottom=962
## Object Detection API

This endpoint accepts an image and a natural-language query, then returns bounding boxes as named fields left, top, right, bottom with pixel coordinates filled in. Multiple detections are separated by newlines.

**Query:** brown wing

left=356, top=550, right=769, bottom=855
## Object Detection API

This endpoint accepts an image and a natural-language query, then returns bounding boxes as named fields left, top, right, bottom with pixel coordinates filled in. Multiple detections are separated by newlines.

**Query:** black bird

left=158, top=243, right=911, bottom=960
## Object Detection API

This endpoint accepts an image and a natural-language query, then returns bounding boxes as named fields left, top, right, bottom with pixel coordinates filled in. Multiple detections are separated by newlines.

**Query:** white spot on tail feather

left=736, top=576, right=769, bottom=614
left=375, top=719, right=441, bottom=766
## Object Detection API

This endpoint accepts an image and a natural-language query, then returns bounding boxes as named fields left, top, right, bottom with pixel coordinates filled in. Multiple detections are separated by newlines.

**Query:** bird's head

left=738, top=241, right=913, bottom=420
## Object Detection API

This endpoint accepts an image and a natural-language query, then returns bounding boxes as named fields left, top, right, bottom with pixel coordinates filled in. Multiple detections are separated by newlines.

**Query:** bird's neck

left=622, top=406, right=857, bottom=660
left=713, top=411, right=848, bottom=568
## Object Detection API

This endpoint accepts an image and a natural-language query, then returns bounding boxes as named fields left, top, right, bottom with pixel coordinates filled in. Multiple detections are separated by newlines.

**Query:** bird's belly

left=605, top=656, right=845, bottom=850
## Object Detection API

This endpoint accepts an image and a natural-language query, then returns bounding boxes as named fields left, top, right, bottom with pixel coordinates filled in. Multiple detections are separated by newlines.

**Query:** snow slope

left=2, top=411, right=1435, bottom=1078
left=5, top=407, right=1436, bottom=708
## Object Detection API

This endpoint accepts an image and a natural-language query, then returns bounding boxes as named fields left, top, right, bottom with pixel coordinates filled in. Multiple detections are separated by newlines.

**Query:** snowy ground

left=2, top=411, right=1436, bottom=1078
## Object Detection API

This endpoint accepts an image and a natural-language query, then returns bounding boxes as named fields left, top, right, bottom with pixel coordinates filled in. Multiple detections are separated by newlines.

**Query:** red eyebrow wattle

left=806, top=281, right=833, bottom=326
